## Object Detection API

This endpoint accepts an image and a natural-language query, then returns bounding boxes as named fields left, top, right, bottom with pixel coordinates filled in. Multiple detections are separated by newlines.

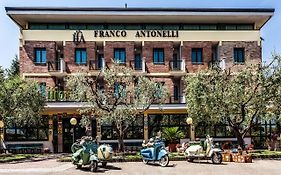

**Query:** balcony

left=89, top=58, right=105, bottom=71
left=130, top=58, right=146, bottom=73
left=169, top=59, right=186, bottom=73
left=47, top=58, right=67, bottom=77
left=169, top=96, right=186, bottom=104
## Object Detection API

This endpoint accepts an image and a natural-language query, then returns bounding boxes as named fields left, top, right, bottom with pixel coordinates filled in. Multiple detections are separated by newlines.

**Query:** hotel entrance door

left=62, top=118, right=85, bottom=152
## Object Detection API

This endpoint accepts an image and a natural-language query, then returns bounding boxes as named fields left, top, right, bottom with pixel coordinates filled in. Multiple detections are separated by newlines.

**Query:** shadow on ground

left=77, top=164, right=122, bottom=173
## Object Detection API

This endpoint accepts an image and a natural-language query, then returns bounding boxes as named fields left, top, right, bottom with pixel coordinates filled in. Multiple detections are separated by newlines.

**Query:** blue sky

left=0, top=0, right=280, bottom=69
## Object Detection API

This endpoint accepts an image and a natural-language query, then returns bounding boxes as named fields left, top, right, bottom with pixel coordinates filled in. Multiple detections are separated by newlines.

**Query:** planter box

left=222, top=153, right=231, bottom=162
left=231, top=153, right=240, bottom=162
left=236, top=155, right=252, bottom=163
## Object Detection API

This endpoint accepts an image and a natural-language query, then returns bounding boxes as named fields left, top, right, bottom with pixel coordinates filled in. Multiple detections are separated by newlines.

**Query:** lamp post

left=70, top=118, right=77, bottom=144
left=186, top=117, right=195, bottom=141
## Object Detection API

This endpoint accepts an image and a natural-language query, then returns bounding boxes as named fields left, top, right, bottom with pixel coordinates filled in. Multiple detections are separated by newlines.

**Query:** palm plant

left=162, top=127, right=185, bottom=144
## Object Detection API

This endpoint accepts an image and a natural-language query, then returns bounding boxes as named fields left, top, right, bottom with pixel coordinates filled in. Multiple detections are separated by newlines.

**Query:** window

left=48, top=24, right=66, bottom=30
left=155, top=82, right=165, bottom=99
left=114, top=48, right=126, bottom=64
left=191, top=48, right=203, bottom=64
left=108, top=24, right=125, bottom=30
left=101, top=115, right=144, bottom=140
left=34, top=48, right=46, bottom=64
left=38, top=82, right=46, bottom=97
left=28, top=23, right=255, bottom=31
left=234, top=48, right=245, bottom=63
left=135, top=54, right=142, bottom=70
left=4, top=117, right=49, bottom=141
left=114, top=83, right=126, bottom=98
left=174, top=84, right=179, bottom=101
left=148, top=114, right=188, bottom=138
left=29, top=24, right=48, bottom=30
left=145, top=24, right=163, bottom=30
left=153, top=48, right=164, bottom=64
left=97, top=54, right=104, bottom=70
left=75, top=48, right=87, bottom=65
left=69, top=24, right=87, bottom=30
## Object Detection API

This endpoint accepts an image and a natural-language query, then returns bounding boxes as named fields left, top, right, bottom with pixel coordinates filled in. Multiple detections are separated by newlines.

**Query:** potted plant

left=162, top=127, right=185, bottom=152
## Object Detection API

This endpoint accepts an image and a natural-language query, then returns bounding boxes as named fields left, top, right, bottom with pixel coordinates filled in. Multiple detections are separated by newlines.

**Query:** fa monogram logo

left=73, top=30, right=85, bottom=45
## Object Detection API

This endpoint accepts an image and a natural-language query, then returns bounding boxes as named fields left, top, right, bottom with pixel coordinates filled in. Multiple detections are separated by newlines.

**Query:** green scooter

left=71, top=136, right=113, bottom=172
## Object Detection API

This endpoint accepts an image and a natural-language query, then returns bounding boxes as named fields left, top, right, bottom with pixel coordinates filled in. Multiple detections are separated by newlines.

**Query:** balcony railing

left=169, top=59, right=186, bottom=72
left=43, top=87, right=186, bottom=104
left=128, top=95, right=186, bottom=104
left=47, top=58, right=66, bottom=73
left=130, top=58, right=146, bottom=72
left=169, top=96, right=186, bottom=104
left=89, top=58, right=105, bottom=71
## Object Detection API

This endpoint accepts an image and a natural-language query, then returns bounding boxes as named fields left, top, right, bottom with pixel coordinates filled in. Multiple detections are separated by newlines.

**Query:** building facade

left=4, top=7, right=275, bottom=152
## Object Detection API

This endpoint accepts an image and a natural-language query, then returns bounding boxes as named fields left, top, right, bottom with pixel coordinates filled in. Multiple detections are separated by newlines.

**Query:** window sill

left=116, top=63, right=126, bottom=65
left=34, top=63, right=47, bottom=66
left=75, top=63, right=87, bottom=66
left=192, top=62, right=204, bottom=65
left=234, top=62, right=245, bottom=65
left=153, top=62, right=165, bottom=65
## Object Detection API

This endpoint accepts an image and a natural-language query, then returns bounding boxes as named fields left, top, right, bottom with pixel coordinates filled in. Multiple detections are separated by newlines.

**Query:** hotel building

left=4, top=7, right=275, bottom=152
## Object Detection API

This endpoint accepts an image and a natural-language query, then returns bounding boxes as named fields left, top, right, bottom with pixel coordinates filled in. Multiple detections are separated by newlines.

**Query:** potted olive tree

left=162, top=127, right=185, bottom=152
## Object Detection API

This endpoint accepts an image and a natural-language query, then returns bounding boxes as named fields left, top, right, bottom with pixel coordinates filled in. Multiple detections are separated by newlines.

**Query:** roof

left=5, top=7, right=274, bottom=29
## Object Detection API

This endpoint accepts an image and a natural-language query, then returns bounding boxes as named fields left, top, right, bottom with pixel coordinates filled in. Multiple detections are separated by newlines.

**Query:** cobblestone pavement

left=0, top=159, right=280, bottom=175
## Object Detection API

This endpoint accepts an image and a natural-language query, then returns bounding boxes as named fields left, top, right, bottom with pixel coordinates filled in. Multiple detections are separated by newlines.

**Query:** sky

left=0, top=0, right=280, bottom=69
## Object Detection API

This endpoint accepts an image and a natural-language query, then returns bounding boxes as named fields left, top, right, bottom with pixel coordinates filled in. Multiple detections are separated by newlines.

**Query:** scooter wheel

left=102, top=162, right=107, bottom=167
left=187, top=158, right=194, bottom=162
left=76, top=165, right=82, bottom=169
left=159, top=155, right=169, bottom=167
left=143, top=159, right=149, bottom=164
left=90, top=160, right=98, bottom=172
left=211, top=152, right=222, bottom=164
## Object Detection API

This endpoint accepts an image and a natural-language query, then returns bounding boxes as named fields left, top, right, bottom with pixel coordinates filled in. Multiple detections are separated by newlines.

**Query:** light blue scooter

left=140, top=138, right=169, bottom=167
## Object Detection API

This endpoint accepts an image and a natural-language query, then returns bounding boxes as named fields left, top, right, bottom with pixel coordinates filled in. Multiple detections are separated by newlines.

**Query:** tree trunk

left=232, top=127, right=245, bottom=149
left=118, top=134, right=125, bottom=153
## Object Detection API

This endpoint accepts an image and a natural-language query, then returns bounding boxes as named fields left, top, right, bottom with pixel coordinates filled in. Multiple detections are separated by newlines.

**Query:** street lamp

left=70, top=118, right=77, bottom=144
left=186, top=117, right=195, bottom=141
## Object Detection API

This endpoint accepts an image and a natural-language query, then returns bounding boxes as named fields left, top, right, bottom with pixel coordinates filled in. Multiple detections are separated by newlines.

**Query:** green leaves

left=184, top=54, right=281, bottom=141
left=162, top=127, right=185, bottom=143
left=67, top=61, right=169, bottom=129
left=0, top=76, right=45, bottom=126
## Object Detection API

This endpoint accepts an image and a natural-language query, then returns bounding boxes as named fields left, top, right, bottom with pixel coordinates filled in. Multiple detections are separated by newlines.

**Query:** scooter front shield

left=140, top=148, right=153, bottom=159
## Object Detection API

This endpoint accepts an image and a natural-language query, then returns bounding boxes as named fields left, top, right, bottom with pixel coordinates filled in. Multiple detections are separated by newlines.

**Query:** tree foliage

left=0, top=67, right=46, bottom=127
left=6, top=55, right=20, bottom=78
left=67, top=61, right=169, bottom=151
left=162, top=127, right=185, bottom=143
left=184, top=55, right=281, bottom=148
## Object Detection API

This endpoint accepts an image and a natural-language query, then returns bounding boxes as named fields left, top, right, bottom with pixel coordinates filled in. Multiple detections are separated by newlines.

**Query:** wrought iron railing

left=47, top=59, right=66, bottom=72
left=130, top=58, right=145, bottom=71
left=169, top=59, right=185, bottom=71
left=89, top=59, right=105, bottom=71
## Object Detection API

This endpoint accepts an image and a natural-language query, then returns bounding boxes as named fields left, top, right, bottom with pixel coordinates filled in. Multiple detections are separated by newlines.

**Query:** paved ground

left=0, top=159, right=280, bottom=175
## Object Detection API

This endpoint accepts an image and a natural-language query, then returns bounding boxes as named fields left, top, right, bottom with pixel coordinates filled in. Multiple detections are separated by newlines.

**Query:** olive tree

left=184, top=55, right=281, bottom=148
left=0, top=73, right=46, bottom=126
left=0, top=66, right=46, bottom=152
left=67, top=62, right=169, bottom=152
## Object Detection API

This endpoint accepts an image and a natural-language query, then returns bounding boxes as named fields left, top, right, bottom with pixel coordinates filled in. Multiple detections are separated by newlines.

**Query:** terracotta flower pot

left=168, top=143, right=177, bottom=152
